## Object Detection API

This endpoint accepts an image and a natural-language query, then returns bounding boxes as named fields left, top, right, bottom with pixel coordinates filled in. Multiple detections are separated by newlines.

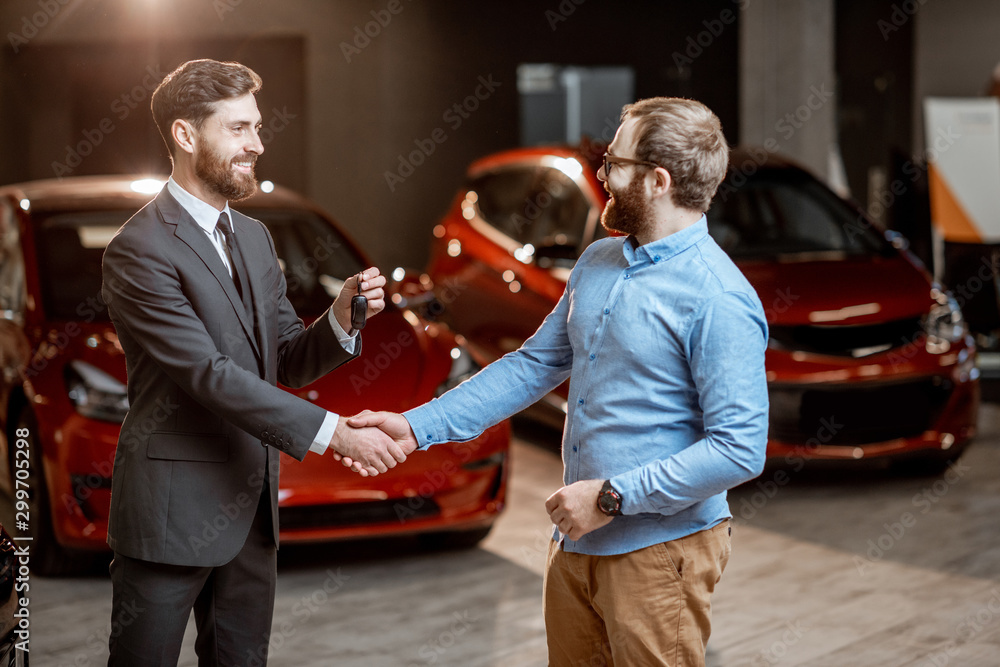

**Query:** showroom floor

left=27, top=402, right=1000, bottom=666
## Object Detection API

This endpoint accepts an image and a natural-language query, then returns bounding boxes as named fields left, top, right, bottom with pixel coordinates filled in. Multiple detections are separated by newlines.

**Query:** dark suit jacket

left=102, top=188, right=357, bottom=567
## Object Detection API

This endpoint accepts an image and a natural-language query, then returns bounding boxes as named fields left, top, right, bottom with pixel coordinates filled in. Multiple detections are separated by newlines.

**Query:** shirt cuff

left=327, top=308, right=359, bottom=354
left=309, top=411, right=339, bottom=456
left=609, top=469, right=647, bottom=516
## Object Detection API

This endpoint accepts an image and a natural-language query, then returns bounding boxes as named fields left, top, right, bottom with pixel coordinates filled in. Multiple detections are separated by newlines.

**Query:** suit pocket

left=147, top=432, right=230, bottom=462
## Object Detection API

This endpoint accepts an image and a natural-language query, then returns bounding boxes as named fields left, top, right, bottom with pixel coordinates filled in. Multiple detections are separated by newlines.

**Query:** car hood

left=737, top=254, right=933, bottom=326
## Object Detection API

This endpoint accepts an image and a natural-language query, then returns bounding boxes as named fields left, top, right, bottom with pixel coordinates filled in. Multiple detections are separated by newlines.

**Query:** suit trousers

left=108, top=486, right=277, bottom=667
left=543, top=520, right=732, bottom=667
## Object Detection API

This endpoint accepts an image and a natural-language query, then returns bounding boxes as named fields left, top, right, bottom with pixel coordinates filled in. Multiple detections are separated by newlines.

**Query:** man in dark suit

left=101, top=59, right=406, bottom=666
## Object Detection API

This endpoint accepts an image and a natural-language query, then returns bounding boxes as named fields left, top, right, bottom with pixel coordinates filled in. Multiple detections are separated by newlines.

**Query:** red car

left=0, top=176, right=509, bottom=575
left=415, top=145, right=979, bottom=470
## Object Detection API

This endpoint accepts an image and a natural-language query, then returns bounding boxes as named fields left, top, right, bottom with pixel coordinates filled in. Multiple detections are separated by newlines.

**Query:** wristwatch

left=597, top=480, right=623, bottom=516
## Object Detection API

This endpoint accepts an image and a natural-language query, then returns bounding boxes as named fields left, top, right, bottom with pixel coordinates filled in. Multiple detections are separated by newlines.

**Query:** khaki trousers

left=543, top=520, right=732, bottom=667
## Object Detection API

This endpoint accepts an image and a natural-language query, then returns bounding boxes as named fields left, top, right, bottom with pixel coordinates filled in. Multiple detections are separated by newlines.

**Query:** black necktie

left=216, top=212, right=253, bottom=317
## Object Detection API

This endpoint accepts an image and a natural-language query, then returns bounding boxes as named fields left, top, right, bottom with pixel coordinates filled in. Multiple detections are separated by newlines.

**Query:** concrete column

left=740, top=0, right=837, bottom=182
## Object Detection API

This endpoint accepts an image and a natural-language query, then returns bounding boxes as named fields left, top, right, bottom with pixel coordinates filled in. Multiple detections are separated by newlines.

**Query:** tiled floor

left=25, top=403, right=1000, bottom=666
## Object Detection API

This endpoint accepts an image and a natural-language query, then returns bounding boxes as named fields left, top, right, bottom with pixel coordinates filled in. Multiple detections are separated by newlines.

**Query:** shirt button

left=625, top=273, right=631, bottom=279
left=654, top=255, right=661, bottom=262
left=589, top=353, right=595, bottom=360
left=572, top=445, right=578, bottom=452
left=603, top=308, right=610, bottom=315
left=578, top=398, right=584, bottom=405
left=426, top=434, right=433, bottom=441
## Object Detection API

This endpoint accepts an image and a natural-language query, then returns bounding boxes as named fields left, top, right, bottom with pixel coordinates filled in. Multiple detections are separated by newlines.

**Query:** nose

left=248, top=127, right=264, bottom=155
left=597, top=163, right=607, bottom=182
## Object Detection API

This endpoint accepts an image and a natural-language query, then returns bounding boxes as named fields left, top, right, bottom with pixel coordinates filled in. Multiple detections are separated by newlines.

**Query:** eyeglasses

left=602, top=153, right=661, bottom=176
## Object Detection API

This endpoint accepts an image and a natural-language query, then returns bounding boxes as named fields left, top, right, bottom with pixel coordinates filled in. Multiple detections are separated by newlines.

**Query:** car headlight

left=64, top=360, right=129, bottom=423
left=435, top=345, right=481, bottom=397
left=922, top=288, right=966, bottom=354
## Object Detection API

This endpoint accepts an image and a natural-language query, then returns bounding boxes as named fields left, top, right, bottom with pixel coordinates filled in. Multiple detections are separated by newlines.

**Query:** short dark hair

left=621, top=97, right=729, bottom=213
left=151, top=59, right=262, bottom=157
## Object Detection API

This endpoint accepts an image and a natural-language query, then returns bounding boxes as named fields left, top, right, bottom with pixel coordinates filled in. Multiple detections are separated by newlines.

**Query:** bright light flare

left=553, top=157, right=583, bottom=179
left=130, top=178, right=166, bottom=194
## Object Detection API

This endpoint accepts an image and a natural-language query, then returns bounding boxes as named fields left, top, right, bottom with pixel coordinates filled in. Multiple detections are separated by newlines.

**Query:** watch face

left=599, top=492, right=619, bottom=513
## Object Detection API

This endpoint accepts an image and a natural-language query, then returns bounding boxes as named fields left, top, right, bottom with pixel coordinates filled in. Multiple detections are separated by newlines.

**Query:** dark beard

left=600, top=174, right=653, bottom=238
left=195, top=146, right=258, bottom=203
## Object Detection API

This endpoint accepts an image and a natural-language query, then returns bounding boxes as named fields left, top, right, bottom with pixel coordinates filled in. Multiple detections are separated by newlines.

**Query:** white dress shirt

left=167, top=177, right=354, bottom=455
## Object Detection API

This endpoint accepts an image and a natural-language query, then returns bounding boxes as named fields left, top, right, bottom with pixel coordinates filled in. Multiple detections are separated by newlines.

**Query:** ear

left=171, top=119, right=197, bottom=156
left=649, top=166, right=672, bottom=201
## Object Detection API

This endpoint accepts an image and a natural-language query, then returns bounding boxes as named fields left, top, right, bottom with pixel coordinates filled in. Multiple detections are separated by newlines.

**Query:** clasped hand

left=330, top=411, right=418, bottom=477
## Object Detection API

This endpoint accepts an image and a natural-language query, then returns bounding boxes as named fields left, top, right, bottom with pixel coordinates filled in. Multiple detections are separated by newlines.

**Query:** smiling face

left=598, top=117, right=654, bottom=238
left=192, top=93, right=264, bottom=203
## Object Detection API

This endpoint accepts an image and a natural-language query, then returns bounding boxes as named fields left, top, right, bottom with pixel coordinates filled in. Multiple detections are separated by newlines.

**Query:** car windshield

left=470, top=163, right=593, bottom=254
left=33, top=207, right=365, bottom=321
left=707, top=169, right=885, bottom=259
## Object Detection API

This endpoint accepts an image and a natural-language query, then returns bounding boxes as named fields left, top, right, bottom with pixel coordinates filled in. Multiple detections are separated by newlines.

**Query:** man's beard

left=195, top=146, right=258, bottom=203
left=600, top=174, right=653, bottom=238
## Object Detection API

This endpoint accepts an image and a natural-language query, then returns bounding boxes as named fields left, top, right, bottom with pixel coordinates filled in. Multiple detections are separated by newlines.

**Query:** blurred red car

left=0, top=176, right=508, bottom=575
left=414, top=145, right=979, bottom=470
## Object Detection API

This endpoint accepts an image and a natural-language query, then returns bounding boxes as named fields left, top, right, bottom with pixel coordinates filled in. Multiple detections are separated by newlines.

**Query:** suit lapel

left=153, top=190, right=261, bottom=360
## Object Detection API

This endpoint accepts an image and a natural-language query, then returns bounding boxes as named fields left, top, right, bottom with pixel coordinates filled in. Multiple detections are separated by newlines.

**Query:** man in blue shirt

left=345, top=97, right=769, bottom=665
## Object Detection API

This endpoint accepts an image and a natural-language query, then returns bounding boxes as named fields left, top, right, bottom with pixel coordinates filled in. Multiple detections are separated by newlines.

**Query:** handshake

left=329, top=411, right=418, bottom=477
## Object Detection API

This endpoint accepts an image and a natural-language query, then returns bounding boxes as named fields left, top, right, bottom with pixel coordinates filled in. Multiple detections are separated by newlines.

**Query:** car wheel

left=418, top=525, right=494, bottom=551
left=15, top=410, right=87, bottom=577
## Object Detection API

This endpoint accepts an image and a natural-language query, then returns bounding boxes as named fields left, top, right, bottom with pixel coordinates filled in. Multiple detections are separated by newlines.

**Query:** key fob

left=350, top=275, right=367, bottom=332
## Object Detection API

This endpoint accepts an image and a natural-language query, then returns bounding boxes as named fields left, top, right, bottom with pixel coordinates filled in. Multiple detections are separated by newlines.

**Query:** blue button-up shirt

left=404, top=217, right=769, bottom=556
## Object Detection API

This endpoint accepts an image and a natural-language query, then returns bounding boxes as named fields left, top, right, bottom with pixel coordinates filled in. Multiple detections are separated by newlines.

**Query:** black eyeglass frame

left=602, top=153, right=662, bottom=176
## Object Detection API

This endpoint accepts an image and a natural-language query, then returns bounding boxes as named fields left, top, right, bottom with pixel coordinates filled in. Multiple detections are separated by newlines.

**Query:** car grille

left=768, top=376, right=953, bottom=445
left=280, top=498, right=440, bottom=530
left=768, top=317, right=923, bottom=356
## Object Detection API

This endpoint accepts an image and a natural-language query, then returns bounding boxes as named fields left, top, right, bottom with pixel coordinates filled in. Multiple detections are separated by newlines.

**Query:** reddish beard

left=195, top=146, right=258, bottom=202
left=600, top=173, right=653, bottom=238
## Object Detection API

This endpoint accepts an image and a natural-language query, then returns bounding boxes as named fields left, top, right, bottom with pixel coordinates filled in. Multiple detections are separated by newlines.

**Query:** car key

left=350, top=273, right=367, bottom=332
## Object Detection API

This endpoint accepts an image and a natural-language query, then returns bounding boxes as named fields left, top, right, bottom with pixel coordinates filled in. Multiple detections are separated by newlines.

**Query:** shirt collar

left=167, top=177, right=233, bottom=235
left=621, top=215, right=709, bottom=266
